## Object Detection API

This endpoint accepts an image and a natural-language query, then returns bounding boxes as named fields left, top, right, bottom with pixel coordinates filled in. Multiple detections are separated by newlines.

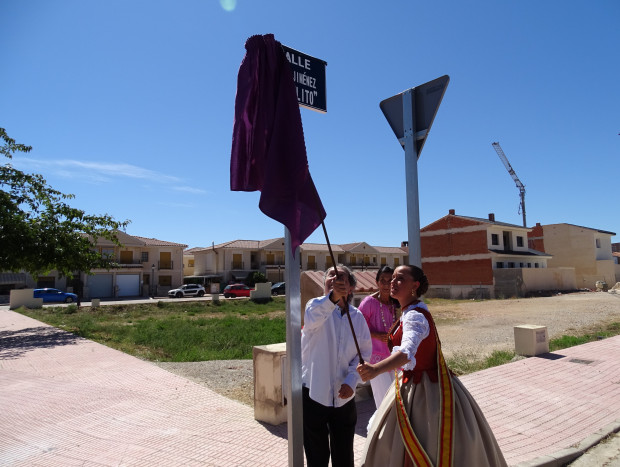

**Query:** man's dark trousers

left=302, top=386, right=357, bottom=467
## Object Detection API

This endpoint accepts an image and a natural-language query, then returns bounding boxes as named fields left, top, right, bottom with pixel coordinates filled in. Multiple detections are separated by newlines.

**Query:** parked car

left=271, top=282, right=286, bottom=296
left=168, top=284, right=206, bottom=298
left=223, top=284, right=252, bottom=298
left=33, top=288, right=78, bottom=303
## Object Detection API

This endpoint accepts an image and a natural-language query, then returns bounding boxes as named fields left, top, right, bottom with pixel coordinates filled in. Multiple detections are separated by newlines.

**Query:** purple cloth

left=230, top=34, right=326, bottom=254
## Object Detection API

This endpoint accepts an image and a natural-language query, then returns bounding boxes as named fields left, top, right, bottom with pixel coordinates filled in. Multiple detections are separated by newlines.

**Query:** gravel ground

left=155, top=291, right=620, bottom=407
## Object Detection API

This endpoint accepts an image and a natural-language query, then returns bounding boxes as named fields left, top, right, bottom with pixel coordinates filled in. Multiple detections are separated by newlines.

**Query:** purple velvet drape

left=230, top=34, right=326, bottom=254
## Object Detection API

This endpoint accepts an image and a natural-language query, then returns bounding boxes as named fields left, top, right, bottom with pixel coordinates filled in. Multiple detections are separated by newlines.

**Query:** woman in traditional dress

left=358, top=266, right=400, bottom=409
left=357, top=265, right=507, bottom=467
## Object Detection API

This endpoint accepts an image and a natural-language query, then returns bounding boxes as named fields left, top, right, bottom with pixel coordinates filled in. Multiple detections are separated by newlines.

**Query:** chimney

left=536, top=222, right=541, bottom=227
left=449, top=209, right=455, bottom=215
left=401, top=241, right=409, bottom=247
left=488, top=213, right=495, bottom=222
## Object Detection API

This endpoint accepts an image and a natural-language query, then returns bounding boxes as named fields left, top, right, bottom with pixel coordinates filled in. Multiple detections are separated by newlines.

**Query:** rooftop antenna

left=492, top=142, right=526, bottom=227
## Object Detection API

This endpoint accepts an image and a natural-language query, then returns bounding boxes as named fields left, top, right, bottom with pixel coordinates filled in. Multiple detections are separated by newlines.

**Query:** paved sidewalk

left=1, top=310, right=619, bottom=466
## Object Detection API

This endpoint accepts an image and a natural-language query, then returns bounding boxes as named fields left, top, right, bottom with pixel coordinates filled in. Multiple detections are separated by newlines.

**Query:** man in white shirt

left=301, top=265, right=372, bottom=467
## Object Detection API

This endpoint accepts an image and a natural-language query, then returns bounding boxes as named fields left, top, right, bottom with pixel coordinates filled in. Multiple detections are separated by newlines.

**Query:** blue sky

left=2, top=1, right=618, bottom=249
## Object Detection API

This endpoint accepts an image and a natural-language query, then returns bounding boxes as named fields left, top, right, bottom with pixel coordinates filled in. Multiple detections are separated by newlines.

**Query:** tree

left=0, top=128, right=130, bottom=277
left=247, top=271, right=268, bottom=287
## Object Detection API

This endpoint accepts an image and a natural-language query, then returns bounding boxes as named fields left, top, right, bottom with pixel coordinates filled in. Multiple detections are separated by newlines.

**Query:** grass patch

left=549, top=322, right=620, bottom=351
left=447, top=321, right=620, bottom=376
left=16, top=299, right=620, bottom=372
left=447, top=350, right=516, bottom=376
left=17, top=297, right=287, bottom=362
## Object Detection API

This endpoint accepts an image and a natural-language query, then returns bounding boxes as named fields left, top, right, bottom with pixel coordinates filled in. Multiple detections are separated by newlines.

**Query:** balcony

left=158, top=261, right=174, bottom=270
left=106, top=259, right=144, bottom=269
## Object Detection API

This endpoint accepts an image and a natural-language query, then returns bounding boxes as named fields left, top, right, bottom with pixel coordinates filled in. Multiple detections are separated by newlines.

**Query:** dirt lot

left=156, top=291, right=620, bottom=406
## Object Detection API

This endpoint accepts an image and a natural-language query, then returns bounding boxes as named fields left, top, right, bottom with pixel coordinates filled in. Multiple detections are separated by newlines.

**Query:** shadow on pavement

left=0, top=326, right=81, bottom=359
left=254, top=396, right=375, bottom=442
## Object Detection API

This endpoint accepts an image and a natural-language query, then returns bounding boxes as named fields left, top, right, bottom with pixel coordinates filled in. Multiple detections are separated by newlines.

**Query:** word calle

left=285, top=51, right=311, bottom=71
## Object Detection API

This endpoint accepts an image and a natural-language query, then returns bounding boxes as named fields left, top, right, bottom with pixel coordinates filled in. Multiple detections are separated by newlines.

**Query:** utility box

left=514, top=325, right=549, bottom=356
left=253, top=342, right=287, bottom=425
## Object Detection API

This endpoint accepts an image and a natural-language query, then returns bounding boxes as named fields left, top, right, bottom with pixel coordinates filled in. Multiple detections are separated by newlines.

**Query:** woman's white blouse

left=392, top=302, right=430, bottom=371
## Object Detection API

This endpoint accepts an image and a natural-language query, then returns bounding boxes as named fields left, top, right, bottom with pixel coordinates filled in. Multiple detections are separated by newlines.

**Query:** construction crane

left=492, top=142, right=526, bottom=227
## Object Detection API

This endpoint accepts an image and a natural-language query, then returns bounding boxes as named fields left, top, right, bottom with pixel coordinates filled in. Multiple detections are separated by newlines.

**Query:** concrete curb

left=514, top=420, right=620, bottom=467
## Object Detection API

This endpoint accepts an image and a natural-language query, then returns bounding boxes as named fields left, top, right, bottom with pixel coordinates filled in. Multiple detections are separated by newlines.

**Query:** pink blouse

left=358, top=295, right=397, bottom=364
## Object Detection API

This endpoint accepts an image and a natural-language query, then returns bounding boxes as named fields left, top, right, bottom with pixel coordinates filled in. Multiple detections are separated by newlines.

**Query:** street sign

left=380, top=75, right=449, bottom=268
left=380, top=75, right=449, bottom=158
left=282, top=45, right=327, bottom=113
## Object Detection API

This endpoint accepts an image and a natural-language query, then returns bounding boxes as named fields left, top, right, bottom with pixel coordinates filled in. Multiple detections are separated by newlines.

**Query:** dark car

left=223, top=284, right=252, bottom=298
left=271, top=282, right=285, bottom=296
left=33, top=288, right=78, bottom=303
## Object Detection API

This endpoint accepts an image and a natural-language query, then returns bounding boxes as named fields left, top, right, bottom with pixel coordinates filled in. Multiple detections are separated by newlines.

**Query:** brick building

left=420, top=210, right=560, bottom=299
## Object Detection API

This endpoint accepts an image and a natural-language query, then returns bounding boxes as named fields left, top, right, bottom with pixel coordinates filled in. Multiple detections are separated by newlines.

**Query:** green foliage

left=251, top=297, right=273, bottom=305
left=447, top=350, right=516, bottom=376
left=18, top=297, right=287, bottom=361
left=0, top=128, right=129, bottom=277
left=549, top=323, right=620, bottom=351
left=247, top=271, right=267, bottom=287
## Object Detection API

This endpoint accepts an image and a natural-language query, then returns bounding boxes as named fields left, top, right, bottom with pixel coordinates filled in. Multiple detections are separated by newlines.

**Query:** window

left=188, top=259, right=194, bottom=267
left=517, top=236, right=524, bottom=247
left=496, top=262, right=504, bottom=269
left=380, top=257, right=386, bottom=266
left=528, top=263, right=532, bottom=268
left=159, top=275, right=172, bottom=286
left=394, top=257, right=400, bottom=267
left=101, top=247, right=114, bottom=258
left=520, top=262, right=524, bottom=267
left=307, top=255, right=316, bottom=270
left=143, top=273, right=150, bottom=286
left=491, top=234, right=499, bottom=246
left=508, top=262, right=515, bottom=268
left=596, top=239, right=601, bottom=248
left=37, top=277, right=55, bottom=287
left=534, top=263, right=539, bottom=268
left=120, top=251, right=133, bottom=264
left=141, top=252, right=149, bottom=263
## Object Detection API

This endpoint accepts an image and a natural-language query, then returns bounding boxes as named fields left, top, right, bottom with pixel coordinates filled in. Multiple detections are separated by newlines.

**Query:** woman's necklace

left=378, top=295, right=394, bottom=332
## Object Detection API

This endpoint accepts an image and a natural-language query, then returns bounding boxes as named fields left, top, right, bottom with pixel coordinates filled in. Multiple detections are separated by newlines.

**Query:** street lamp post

left=151, top=264, right=155, bottom=298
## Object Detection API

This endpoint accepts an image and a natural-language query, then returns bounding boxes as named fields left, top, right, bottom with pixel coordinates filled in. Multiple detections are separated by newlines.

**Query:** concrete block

left=9, top=289, right=43, bottom=310
left=91, top=299, right=100, bottom=307
left=253, top=342, right=287, bottom=425
left=250, top=282, right=272, bottom=300
left=514, top=325, right=549, bottom=356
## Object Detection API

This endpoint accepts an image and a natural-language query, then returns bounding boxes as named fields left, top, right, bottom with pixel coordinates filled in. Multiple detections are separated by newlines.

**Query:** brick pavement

left=1, top=309, right=619, bottom=466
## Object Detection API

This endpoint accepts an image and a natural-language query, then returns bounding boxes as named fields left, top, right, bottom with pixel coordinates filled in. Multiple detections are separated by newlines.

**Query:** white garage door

left=89, top=274, right=113, bottom=298
left=116, top=274, right=140, bottom=297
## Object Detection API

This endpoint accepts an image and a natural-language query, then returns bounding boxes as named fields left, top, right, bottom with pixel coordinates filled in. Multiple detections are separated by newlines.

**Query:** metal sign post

left=284, top=228, right=303, bottom=466
left=279, top=44, right=327, bottom=467
left=402, top=89, right=422, bottom=267
left=380, top=76, right=450, bottom=266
